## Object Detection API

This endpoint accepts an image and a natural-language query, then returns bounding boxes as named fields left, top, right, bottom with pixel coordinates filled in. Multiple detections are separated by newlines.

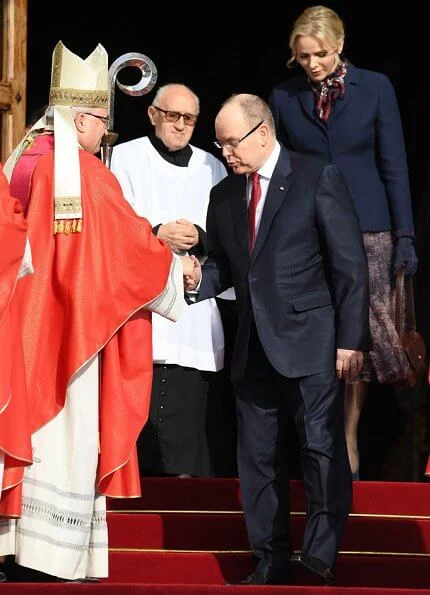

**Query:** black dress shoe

left=0, top=571, right=6, bottom=583
left=226, top=568, right=294, bottom=585
left=292, top=553, right=334, bottom=585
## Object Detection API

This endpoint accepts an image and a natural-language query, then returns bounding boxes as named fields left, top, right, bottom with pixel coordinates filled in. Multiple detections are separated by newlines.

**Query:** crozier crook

left=101, top=52, right=157, bottom=168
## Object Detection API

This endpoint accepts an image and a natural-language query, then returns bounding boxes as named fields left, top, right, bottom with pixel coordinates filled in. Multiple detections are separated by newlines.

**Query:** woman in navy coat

left=269, top=5, right=418, bottom=479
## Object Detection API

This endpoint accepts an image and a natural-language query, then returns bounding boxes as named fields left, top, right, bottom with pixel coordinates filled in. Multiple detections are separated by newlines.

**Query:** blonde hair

left=287, top=5, right=345, bottom=68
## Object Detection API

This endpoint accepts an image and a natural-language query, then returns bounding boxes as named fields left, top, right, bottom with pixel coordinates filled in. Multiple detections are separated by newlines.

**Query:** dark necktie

left=248, top=172, right=261, bottom=252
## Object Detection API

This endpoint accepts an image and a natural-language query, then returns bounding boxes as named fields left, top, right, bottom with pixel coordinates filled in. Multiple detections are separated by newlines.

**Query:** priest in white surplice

left=111, top=83, right=236, bottom=477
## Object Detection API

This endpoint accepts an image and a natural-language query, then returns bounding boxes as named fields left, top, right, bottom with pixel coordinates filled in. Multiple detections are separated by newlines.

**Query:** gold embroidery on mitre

left=51, top=41, right=63, bottom=88
left=49, top=88, right=108, bottom=107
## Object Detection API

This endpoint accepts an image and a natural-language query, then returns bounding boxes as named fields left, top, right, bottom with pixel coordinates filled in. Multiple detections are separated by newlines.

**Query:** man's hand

left=181, top=255, right=201, bottom=291
left=336, top=349, right=364, bottom=382
left=158, top=219, right=199, bottom=253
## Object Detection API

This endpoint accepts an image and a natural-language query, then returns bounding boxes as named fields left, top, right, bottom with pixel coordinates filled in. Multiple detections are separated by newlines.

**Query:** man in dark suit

left=184, top=93, right=371, bottom=586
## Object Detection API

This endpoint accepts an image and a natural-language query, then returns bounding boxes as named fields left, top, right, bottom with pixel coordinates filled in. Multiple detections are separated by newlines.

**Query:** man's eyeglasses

left=152, top=105, right=198, bottom=127
left=214, top=120, right=264, bottom=150
left=81, top=112, right=110, bottom=127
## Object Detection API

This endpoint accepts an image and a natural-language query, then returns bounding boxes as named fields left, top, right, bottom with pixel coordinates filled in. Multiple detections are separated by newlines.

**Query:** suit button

left=249, top=276, right=257, bottom=283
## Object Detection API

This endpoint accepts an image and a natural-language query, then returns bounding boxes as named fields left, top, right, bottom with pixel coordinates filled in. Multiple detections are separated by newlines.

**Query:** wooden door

left=0, top=0, right=27, bottom=162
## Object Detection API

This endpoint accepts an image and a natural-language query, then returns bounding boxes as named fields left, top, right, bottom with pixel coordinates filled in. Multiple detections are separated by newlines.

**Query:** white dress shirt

left=246, top=141, right=281, bottom=241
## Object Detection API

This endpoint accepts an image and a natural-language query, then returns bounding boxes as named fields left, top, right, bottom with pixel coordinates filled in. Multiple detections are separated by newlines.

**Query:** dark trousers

left=235, top=332, right=352, bottom=572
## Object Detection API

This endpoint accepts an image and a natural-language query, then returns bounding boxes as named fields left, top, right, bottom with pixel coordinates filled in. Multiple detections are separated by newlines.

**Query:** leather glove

left=393, top=236, right=418, bottom=278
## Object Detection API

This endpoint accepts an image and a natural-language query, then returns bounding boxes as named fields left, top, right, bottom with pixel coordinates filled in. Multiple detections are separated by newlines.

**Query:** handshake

left=180, top=255, right=201, bottom=291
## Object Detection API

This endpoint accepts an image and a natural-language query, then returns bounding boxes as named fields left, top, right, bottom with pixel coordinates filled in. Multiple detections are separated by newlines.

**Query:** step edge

left=107, top=509, right=430, bottom=520
left=108, top=548, right=430, bottom=557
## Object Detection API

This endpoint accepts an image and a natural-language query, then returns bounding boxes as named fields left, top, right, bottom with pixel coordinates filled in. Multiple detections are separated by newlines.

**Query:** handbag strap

left=406, top=274, right=417, bottom=331
left=395, top=266, right=417, bottom=339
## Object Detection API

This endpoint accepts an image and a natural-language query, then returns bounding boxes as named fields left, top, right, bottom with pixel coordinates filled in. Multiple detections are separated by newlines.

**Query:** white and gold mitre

left=49, top=41, right=109, bottom=108
left=49, top=42, right=109, bottom=234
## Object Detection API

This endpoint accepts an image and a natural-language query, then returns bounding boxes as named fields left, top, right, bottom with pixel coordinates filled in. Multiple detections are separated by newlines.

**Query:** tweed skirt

left=357, top=232, right=411, bottom=384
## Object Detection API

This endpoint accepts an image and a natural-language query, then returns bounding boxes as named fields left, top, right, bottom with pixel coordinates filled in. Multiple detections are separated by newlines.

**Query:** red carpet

left=108, top=478, right=430, bottom=515
left=107, top=511, right=430, bottom=554
left=2, top=478, right=429, bottom=593
left=105, top=551, right=430, bottom=588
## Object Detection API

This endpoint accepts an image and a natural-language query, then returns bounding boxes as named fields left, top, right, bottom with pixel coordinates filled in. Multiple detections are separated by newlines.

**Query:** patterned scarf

left=312, top=62, right=348, bottom=122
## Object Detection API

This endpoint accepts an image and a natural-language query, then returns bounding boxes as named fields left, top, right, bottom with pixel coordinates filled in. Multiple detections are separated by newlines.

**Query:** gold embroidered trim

left=49, top=88, right=108, bottom=107
left=54, top=196, right=82, bottom=215
left=53, top=219, right=82, bottom=234
left=51, top=42, right=63, bottom=88
left=21, top=133, right=37, bottom=153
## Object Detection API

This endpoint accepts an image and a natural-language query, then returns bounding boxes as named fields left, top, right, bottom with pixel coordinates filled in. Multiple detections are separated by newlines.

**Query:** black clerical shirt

left=149, top=132, right=192, bottom=167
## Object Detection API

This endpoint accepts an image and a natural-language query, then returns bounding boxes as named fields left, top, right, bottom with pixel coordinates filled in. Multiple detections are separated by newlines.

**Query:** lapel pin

left=280, top=186, right=285, bottom=190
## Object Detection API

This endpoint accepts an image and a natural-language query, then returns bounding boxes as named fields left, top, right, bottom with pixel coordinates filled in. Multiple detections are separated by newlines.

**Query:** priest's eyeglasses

left=152, top=105, right=198, bottom=127
left=214, top=120, right=264, bottom=150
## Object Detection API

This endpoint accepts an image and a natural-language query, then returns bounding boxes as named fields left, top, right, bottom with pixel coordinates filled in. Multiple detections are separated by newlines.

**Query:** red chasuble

left=0, top=136, right=175, bottom=515
left=0, top=165, right=32, bottom=511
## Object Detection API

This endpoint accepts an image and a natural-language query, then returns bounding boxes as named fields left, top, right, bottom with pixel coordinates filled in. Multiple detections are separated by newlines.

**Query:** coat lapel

left=252, top=148, right=292, bottom=259
left=329, top=63, right=360, bottom=122
left=296, top=78, right=326, bottom=132
left=298, top=84, right=316, bottom=121
left=230, top=175, right=251, bottom=259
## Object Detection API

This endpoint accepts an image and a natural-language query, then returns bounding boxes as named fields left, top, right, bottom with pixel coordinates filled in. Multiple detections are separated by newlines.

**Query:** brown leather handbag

left=395, top=267, right=426, bottom=387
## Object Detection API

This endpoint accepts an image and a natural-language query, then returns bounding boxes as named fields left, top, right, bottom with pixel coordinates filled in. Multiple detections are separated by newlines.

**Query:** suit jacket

left=198, top=146, right=371, bottom=381
left=268, top=64, right=414, bottom=235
